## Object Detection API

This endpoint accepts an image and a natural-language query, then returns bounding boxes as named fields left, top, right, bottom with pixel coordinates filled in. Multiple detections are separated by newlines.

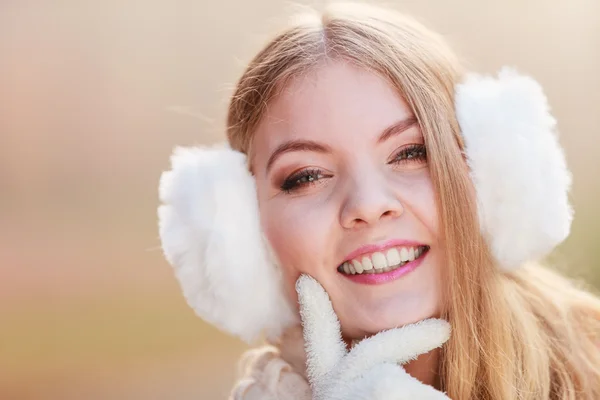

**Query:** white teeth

left=349, top=263, right=356, bottom=274
left=386, top=248, right=400, bottom=266
left=343, top=263, right=351, bottom=274
left=352, top=259, right=364, bottom=273
left=407, top=247, right=415, bottom=262
left=400, top=247, right=409, bottom=262
left=361, top=257, right=373, bottom=271
left=341, top=246, right=428, bottom=275
left=415, top=247, right=422, bottom=258
left=371, top=252, right=387, bottom=269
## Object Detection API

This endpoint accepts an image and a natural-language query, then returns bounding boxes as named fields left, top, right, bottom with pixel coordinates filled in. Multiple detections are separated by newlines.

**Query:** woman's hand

left=296, top=274, right=451, bottom=400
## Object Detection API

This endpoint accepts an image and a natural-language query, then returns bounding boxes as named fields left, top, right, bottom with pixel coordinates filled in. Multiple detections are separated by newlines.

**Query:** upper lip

left=340, top=239, right=428, bottom=265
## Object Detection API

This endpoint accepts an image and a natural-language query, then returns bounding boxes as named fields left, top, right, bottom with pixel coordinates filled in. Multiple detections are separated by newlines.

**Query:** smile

left=337, top=245, right=429, bottom=275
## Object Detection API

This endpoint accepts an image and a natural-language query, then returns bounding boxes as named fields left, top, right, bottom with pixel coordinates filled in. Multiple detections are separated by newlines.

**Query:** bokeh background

left=1, top=0, right=599, bottom=399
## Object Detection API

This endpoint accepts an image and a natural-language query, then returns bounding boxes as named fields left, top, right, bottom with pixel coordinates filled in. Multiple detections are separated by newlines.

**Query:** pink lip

left=342, top=239, right=426, bottom=263
left=343, top=249, right=428, bottom=285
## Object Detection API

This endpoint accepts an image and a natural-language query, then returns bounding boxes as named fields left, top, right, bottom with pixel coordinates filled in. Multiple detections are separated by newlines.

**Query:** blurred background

left=1, top=0, right=598, bottom=399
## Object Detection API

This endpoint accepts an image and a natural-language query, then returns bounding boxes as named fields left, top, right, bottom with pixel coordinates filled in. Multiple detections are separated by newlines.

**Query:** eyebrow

left=266, top=140, right=332, bottom=173
left=265, top=116, right=418, bottom=173
left=377, top=116, right=418, bottom=143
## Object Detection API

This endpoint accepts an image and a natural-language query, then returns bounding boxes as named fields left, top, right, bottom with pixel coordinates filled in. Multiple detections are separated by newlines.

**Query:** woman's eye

left=390, top=144, right=427, bottom=165
left=280, top=168, right=328, bottom=193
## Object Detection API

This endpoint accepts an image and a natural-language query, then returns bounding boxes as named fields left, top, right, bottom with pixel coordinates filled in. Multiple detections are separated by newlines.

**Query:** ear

left=455, top=67, right=573, bottom=270
left=158, top=145, right=297, bottom=343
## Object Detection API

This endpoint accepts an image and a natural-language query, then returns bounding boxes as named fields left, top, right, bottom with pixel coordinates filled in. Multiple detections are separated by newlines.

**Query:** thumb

left=295, top=274, right=347, bottom=383
left=339, top=318, right=451, bottom=381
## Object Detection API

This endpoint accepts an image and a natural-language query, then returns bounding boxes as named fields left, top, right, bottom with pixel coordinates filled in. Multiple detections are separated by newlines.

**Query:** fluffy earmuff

left=455, top=68, right=573, bottom=270
left=158, top=146, right=297, bottom=343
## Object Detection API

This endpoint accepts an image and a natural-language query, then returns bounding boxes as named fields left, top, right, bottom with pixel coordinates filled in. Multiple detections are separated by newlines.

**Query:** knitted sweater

left=229, top=325, right=312, bottom=400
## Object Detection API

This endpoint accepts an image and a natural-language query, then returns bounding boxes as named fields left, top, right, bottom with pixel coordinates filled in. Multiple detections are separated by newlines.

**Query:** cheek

left=397, top=170, right=439, bottom=238
left=416, top=180, right=439, bottom=237
left=404, top=174, right=446, bottom=312
left=259, top=196, right=336, bottom=296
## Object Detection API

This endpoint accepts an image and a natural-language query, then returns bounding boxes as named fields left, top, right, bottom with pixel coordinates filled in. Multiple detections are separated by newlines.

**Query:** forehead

left=252, top=61, right=413, bottom=157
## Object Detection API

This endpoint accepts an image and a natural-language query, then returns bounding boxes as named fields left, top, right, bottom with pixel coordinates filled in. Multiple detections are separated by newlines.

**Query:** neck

left=403, top=347, right=441, bottom=388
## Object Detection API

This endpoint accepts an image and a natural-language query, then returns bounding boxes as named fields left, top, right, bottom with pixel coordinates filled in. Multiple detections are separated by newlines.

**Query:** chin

left=339, top=294, right=441, bottom=339
left=334, top=262, right=443, bottom=339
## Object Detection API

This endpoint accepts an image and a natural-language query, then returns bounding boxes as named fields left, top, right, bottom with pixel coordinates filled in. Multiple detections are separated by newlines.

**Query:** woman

left=158, top=2, right=600, bottom=399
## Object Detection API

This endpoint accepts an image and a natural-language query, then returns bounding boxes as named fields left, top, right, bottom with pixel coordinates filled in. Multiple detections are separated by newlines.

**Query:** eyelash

left=280, top=168, right=328, bottom=193
left=390, top=144, right=427, bottom=165
left=279, top=144, right=427, bottom=193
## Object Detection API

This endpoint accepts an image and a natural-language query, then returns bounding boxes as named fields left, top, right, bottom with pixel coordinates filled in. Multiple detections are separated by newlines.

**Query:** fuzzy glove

left=296, top=275, right=451, bottom=400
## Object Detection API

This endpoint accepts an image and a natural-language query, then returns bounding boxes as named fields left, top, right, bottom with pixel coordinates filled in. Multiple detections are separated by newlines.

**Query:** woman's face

left=251, top=61, right=444, bottom=339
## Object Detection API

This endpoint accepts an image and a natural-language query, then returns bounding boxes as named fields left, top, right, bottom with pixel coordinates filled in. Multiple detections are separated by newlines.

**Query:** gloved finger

left=341, top=363, right=451, bottom=400
left=295, top=274, right=347, bottom=383
left=339, top=318, right=450, bottom=381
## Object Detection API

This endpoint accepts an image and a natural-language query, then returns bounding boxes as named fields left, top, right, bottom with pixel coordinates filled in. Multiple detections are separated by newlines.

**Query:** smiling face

left=251, top=61, right=444, bottom=339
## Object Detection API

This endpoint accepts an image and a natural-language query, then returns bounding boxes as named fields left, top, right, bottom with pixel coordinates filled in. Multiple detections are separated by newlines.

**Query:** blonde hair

left=225, top=3, right=600, bottom=399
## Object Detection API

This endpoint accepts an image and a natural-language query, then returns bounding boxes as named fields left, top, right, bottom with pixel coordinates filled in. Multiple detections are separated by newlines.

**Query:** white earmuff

left=158, top=145, right=297, bottom=343
left=456, top=67, right=573, bottom=270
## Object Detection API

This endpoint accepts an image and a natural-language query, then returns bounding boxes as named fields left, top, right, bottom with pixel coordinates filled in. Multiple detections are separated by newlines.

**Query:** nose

left=339, top=174, right=404, bottom=229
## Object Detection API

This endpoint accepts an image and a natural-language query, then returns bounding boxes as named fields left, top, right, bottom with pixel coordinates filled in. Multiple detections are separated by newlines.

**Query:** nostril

left=340, top=198, right=403, bottom=229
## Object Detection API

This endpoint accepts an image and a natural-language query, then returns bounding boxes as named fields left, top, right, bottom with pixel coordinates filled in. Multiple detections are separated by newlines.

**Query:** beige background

left=1, top=0, right=599, bottom=399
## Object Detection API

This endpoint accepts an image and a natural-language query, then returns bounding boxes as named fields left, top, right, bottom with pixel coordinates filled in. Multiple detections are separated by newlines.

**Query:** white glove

left=296, top=275, right=451, bottom=400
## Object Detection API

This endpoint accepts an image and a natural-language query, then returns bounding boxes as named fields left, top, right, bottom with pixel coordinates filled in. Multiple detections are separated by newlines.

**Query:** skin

left=251, top=60, right=445, bottom=384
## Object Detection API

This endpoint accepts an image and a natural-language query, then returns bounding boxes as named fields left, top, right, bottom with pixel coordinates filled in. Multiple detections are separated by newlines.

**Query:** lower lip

left=341, top=251, right=428, bottom=285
